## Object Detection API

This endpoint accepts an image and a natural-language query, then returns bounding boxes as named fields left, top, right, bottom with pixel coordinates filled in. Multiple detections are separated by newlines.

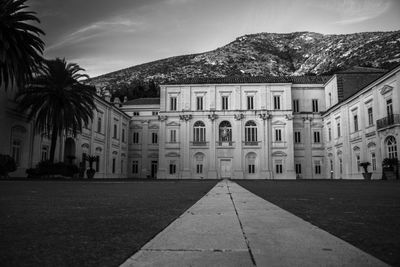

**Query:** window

left=132, top=161, right=139, bottom=174
left=367, top=107, right=373, bottom=126
left=339, top=158, right=343, bottom=174
left=169, top=164, right=176, bottom=174
left=112, top=158, right=116, bottom=173
left=11, top=139, right=21, bottom=166
left=356, top=155, right=361, bottom=172
left=41, top=146, right=49, bottom=161
left=96, top=156, right=100, bottom=172
left=337, top=122, right=341, bottom=137
left=273, top=96, right=280, bottom=110
left=219, top=121, right=232, bottom=142
left=196, top=164, right=203, bottom=174
left=275, top=163, right=283, bottom=174
left=275, top=129, right=282, bottom=141
left=248, top=164, right=255, bottom=174
left=196, top=96, right=203, bottom=111
left=122, top=129, right=125, bottom=142
left=121, top=160, right=124, bottom=174
left=193, top=121, right=206, bottom=143
left=97, top=116, right=102, bottom=133
left=312, top=99, right=319, bottom=112
left=247, top=96, right=254, bottom=110
left=133, top=112, right=140, bottom=116
left=170, top=97, right=177, bottom=111
left=133, top=132, right=139, bottom=144
left=152, top=133, right=158, bottom=144
left=245, top=121, right=257, bottom=143
left=328, top=93, right=332, bottom=106
left=386, top=136, right=398, bottom=159
left=353, top=114, right=358, bottom=132
left=328, top=127, right=332, bottom=141
left=371, top=152, right=376, bottom=171
left=315, top=161, right=321, bottom=174
left=293, top=99, right=299, bottom=112
left=152, top=111, right=158, bottom=116
left=170, top=130, right=177, bottom=143
left=387, top=98, right=393, bottom=117
left=113, top=124, right=118, bottom=138
left=294, top=131, right=301, bottom=143
left=295, top=163, right=302, bottom=174
left=313, top=131, right=320, bottom=143
left=222, top=96, right=229, bottom=110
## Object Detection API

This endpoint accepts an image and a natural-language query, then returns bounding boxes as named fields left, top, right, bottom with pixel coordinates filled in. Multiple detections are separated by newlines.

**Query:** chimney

left=104, top=91, right=111, bottom=102
left=123, top=96, right=128, bottom=103
left=113, top=97, right=121, bottom=107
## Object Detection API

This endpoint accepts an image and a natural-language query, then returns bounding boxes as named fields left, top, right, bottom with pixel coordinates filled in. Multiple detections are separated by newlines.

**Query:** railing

left=377, top=114, right=400, bottom=130
left=242, top=141, right=260, bottom=146
left=190, top=141, right=209, bottom=146
left=216, top=141, right=235, bottom=147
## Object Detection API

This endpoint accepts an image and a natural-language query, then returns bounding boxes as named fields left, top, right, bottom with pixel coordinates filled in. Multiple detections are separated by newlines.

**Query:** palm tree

left=0, top=0, right=45, bottom=89
left=17, top=58, right=97, bottom=162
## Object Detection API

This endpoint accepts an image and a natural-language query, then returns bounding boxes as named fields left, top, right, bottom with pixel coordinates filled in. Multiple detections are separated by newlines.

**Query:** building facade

left=1, top=87, right=130, bottom=178
left=2, top=65, right=399, bottom=179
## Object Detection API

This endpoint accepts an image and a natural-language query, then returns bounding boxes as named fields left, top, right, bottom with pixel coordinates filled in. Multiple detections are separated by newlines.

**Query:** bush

left=0, top=154, right=17, bottom=177
left=27, top=161, right=79, bottom=178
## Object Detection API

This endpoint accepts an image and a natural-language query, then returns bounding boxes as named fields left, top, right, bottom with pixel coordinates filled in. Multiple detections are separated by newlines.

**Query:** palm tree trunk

left=49, top=125, right=58, bottom=163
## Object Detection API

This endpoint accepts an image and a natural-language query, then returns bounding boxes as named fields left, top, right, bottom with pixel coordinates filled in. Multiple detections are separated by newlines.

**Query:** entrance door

left=220, top=159, right=231, bottom=178
left=151, top=161, right=158, bottom=179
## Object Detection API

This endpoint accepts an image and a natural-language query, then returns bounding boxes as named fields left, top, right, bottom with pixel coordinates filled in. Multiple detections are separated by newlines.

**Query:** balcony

left=190, top=141, right=209, bottom=147
left=377, top=114, right=400, bottom=130
left=216, top=141, right=235, bottom=147
left=242, top=141, right=261, bottom=146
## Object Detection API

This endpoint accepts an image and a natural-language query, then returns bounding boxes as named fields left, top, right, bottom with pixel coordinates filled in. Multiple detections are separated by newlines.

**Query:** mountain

left=86, top=31, right=400, bottom=90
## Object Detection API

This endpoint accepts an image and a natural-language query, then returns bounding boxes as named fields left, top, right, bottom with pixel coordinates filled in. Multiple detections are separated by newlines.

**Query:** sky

left=29, top=0, right=400, bottom=78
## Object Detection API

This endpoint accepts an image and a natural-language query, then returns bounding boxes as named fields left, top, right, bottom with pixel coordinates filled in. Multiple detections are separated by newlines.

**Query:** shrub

left=0, top=154, right=17, bottom=177
left=27, top=161, right=79, bottom=178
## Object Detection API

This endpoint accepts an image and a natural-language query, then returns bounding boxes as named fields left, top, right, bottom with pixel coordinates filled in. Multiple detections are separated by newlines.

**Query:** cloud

left=307, top=0, right=392, bottom=25
left=45, top=16, right=142, bottom=52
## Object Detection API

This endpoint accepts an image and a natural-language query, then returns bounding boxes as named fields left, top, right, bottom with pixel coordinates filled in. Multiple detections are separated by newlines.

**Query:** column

left=207, top=117, right=218, bottom=178
left=304, top=117, right=313, bottom=179
left=233, top=117, right=244, bottom=179
left=157, top=119, right=167, bottom=178
left=141, top=120, right=149, bottom=177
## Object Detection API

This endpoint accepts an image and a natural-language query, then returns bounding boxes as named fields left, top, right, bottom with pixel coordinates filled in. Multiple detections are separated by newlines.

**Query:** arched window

left=193, top=121, right=206, bottom=143
left=219, top=121, right=232, bottom=142
left=245, top=121, right=257, bottom=144
left=246, top=152, right=257, bottom=174
left=386, top=136, right=398, bottom=159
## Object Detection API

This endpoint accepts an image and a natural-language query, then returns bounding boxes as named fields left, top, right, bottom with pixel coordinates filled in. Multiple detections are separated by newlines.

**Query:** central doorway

left=151, top=161, right=158, bottom=179
left=220, top=159, right=232, bottom=179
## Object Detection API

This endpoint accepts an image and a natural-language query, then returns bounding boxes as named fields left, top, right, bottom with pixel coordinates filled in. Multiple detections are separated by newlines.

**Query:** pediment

left=165, top=152, right=180, bottom=157
left=380, top=85, right=393, bottom=95
left=311, top=123, right=323, bottom=128
left=131, top=153, right=142, bottom=158
left=272, top=120, right=286, bottom=126
left=166, top=121, right=180, bottom=126
left=149, top=124, right=159, bottom=129
left=272, top=151, right=287, bottom=157
left=81, top=143, right=90, bottom=149
left=131, top=124, right=143, bottom=129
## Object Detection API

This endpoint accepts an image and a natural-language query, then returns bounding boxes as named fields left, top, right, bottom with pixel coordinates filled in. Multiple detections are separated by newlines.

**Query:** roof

left=163, top=75, right=332, bottom=85
left=123, top=97, right=160, bottom=106
left=336, top=66, right=387, bottom=74
left=336, top=72, right=385, bottom=101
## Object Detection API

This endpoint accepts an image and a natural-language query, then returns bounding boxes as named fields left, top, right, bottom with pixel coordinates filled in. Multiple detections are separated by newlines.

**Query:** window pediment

left=380, top=85, right=393, bottom=95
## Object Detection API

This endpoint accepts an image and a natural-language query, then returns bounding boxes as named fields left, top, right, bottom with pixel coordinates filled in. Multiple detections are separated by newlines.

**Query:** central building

left=153, top=76, right=329, bottom=179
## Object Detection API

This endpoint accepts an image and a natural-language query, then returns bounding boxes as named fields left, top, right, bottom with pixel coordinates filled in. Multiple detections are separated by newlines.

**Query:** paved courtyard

left=122, top=180, right=388, bottom=267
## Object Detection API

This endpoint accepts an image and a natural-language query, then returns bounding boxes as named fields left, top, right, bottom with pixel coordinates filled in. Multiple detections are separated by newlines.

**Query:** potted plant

left=85, top=155, right=98, bottom=179
left=359, top=161, right=371, bottom=180
left=0, top=154, right=17, bottom=178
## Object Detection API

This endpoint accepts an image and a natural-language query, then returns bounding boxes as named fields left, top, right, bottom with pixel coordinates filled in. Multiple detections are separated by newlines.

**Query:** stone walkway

left=121, top=180, right=388, bottom=267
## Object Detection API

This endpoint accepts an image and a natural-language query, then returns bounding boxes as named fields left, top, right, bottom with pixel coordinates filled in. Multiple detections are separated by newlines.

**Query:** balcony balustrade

left=377, top=114, right=400, bottom=130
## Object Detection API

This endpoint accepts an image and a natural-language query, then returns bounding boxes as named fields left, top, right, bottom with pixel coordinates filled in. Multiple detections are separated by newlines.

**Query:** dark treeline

left=102, top=79, right=160, bottom=101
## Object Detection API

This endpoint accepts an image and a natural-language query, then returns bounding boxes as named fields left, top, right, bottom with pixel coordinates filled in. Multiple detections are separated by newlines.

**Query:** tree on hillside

left=17, top=58, right=97, bottom=162
left=0, top=0, right=45, bottom=89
